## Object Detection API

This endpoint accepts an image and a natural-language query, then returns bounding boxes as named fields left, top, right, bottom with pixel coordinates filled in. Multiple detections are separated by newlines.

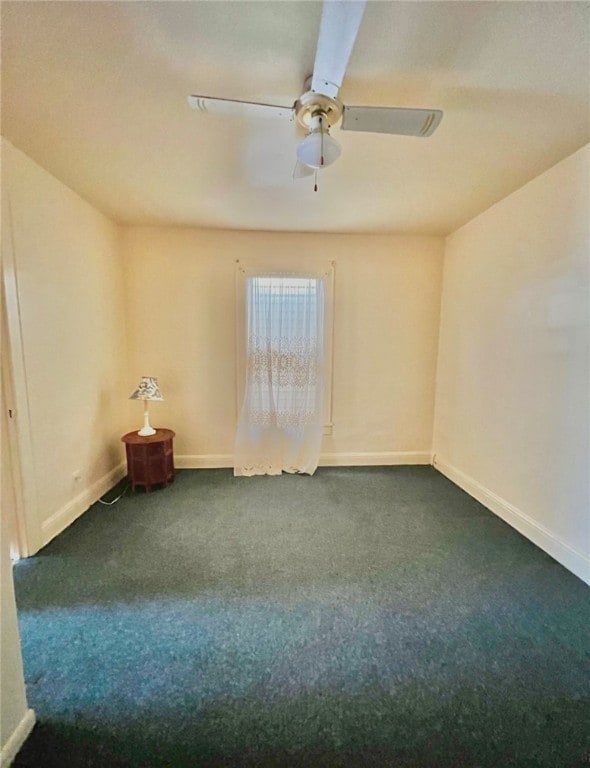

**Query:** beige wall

left=1, top=139, right=127, bottom=547
left=433, top=144, right=590, bottom=583
left=122, top=227, right=443, bottom=464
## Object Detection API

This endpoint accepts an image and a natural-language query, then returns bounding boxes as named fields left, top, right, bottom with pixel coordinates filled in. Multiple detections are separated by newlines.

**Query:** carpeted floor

left=12, top=466, right=590, bottom=767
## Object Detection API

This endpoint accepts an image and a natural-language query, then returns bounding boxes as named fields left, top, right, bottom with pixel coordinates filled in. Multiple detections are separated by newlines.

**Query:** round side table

left=121, top=428, right=175, bottom=492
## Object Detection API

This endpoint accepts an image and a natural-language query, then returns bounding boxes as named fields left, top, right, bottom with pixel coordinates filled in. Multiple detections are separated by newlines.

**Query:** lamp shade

left=296, top=131, right=341, bottom=170
left=129, top=376, right=163, bottom=401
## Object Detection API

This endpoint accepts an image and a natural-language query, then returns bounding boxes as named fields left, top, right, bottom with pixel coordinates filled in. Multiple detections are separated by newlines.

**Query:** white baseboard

left=434, top=457, right=590, bottom=585
left=175, top=451, right=432, bottom=469
left=0, top=708, right=35, bottom=768
left=40, top=462, right=127, bottom=549
left=320, top=451, right=432, bottom=466
left=175, top=454, right=233, bottom=469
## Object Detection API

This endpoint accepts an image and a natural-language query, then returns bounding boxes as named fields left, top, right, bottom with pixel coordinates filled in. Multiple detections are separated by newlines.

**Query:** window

left=245, top=276, right=322, bottom=425
left=235, top=262, right=334, bottom=476
left=236, top=261, right=335, bottom=435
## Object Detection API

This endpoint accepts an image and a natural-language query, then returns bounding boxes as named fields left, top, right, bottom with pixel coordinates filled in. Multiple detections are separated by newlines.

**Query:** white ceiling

left=2, top=1, right=589, bottom=235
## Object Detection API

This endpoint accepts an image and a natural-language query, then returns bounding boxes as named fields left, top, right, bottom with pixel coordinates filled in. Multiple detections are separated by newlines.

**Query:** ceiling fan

left=188, top=0, right=442, bottom=180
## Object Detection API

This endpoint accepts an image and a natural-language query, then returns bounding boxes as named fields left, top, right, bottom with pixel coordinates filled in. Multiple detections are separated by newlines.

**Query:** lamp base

left=138, top=426, right=156, bottom=437
left=137, top=401, right=156, bottom=437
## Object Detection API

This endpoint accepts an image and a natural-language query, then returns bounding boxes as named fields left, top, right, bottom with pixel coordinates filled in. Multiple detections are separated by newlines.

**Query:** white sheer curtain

left=234, top=275, right=325, bottom=476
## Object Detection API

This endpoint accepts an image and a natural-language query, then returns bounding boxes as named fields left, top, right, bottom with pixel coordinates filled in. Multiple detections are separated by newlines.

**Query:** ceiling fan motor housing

left=295, top=90, right=343, bottom=129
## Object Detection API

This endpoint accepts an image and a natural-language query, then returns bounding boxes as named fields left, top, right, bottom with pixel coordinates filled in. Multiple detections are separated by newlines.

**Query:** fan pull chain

left=316, top=115, right=323, bottom=190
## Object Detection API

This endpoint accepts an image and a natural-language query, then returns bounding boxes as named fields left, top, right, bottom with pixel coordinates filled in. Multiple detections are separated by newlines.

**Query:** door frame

left=1, top=191, right=41, bottom=556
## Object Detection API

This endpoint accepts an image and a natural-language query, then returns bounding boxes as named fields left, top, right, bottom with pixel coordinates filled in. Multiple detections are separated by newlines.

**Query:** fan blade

left=293, top=160, right=315, bottom=180
left=311, top=0, right=367, bottom=99
left=188, top=95, right=293, bottom=120
left=341, top=106, right=443, bottom=137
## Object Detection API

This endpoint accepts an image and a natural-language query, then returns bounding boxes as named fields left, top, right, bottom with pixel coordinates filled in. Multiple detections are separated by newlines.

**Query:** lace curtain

left=234, top=275, right=325, bottom=476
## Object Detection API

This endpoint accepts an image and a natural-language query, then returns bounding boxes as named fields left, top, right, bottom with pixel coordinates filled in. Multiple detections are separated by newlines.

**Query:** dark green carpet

left=12, top=467, right=590, bottom=767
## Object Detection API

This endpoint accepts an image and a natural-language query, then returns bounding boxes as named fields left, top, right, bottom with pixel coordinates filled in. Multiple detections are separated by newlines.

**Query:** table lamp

left=129, top=376, right=163, bottom=436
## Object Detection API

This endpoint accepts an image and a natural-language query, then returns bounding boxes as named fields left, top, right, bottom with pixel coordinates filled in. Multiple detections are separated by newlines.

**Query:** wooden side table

left=121, top=429, right=175, bottom=492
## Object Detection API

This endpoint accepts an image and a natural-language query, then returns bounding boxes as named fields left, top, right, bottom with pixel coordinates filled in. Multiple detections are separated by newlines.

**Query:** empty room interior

left=1, top=1, right=589, bottom=767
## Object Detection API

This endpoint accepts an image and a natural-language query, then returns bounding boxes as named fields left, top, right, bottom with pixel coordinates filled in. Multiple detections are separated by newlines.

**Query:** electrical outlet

left=73, top=470, right=82, bottom=483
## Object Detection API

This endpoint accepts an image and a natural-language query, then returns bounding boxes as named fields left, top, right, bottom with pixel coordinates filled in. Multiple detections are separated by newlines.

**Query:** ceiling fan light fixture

left=297, top=132, right=341, bottom=169
left=296, top=120, right=341, bottom=170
